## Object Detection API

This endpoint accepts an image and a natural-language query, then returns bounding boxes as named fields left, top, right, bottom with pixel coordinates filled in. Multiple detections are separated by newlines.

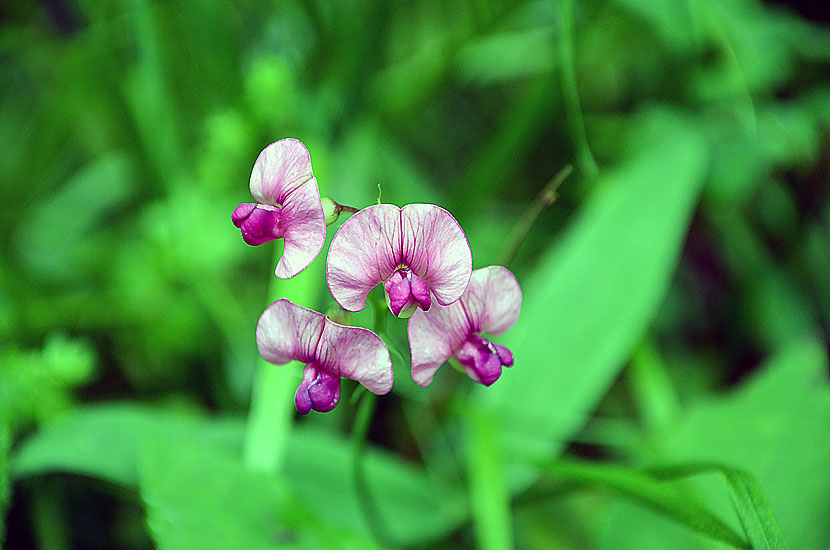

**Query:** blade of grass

left=535, top=459, right=750, bottom=550
left=651, top=464, right=790, bottom=550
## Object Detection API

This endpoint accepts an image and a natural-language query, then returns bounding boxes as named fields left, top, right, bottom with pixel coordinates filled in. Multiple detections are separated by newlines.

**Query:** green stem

left=498, top=165, right=572, bottom=267
left=558, top=0, right=598, bottom=179
left=243, top=358, right=298, bottom=473
left=466, top=407, right=513, bottom=550
left=243, top=244, right=309, bottom=473
left=352, top=393, right=390, bottom=545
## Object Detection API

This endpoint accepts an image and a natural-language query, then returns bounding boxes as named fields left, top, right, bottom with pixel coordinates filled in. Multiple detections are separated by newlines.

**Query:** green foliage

left=0, top=335, right=96, bottom=431
left=536, top=460, right=750, bottom=549
left=484, top=115, right=708, bottom=476
left=592, top=341, right=829, bottom=549
left=12, top=403, right=466, bottom=545
left=139, top=435, right=377, bottom=550
left=2, top=0, right=830, bottom=547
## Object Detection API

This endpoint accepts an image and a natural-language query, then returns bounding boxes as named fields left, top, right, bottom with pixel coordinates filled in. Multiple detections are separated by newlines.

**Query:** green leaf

left=536, top=460, right=750, bottom=549
left=596, top=340, right=830, bottom=549
left=722, top=469, right=788, bottom=550
left=657, top=341, right=830, bottom=549
left=652, top=465, right=789, bottom=550
left=12, top=403, right=244, bottom=486
left=481, top=115, right=708, bottom=483
left=283, top=426, right=467, bottom=545
left=139, top=435, right=375, bottom=550
left=12, top=403, right=467, bottom=545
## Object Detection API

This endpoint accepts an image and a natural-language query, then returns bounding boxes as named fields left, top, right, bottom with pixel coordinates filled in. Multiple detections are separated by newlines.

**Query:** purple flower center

left=294, top=363, right=341, bottom=415
left=232, top=203, right=284, bottom=246
left=454, top=335, right=513, bottom=387
left=383, top=268, right=432, bottom=318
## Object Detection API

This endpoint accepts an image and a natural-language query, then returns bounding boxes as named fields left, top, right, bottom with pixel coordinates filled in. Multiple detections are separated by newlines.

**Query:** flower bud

left=321, top=197, right=341, bottom=226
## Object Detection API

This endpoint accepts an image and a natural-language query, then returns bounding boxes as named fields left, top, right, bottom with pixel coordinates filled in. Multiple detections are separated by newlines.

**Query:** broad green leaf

left=139, top=435, right=376, bottom=550
left=596, top=340, right=830, bottom=549
left=282, top=426, right=467, bottom=545
left=537, top=460, right=749, bottom=549
left=482, top=116, right=708, bottom=484
left=12, top=403, right=244, bottom=486
left=12, top=403, right=467, bottom=545
left=658, top=341, right=830, bottom=549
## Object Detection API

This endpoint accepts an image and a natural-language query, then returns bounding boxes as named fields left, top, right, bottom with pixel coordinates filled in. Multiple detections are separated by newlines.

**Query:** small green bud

left=322, top=197, right=340, bottom=226
left=321, top=198, right=359, bottom=226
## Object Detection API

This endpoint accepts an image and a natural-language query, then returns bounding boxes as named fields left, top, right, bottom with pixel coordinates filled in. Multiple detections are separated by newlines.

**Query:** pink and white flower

left=408, top=266, right=521, bottom=387
left=326, top=204, right=472, bottom=317
left=257, top=299, right=393, bottom=414
left=232, top=139, right=326, bottom=279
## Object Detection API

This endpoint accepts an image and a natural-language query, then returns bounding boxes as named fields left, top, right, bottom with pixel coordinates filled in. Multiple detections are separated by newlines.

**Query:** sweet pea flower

left=326, top=204, right=472, bottom=318
left=408, top=265, right=521, bottom=387
left=232, top=139, right=326, bottom=279
left=257, top=299, right=393, bottom=414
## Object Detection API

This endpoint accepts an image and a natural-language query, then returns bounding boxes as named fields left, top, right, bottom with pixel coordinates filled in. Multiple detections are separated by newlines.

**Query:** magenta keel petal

left=455, top=335, right=512, bottom=386
left=232, top=203, right=284, bottom=246
left=294, top=364, right=341, bottom=414
left=384, top=270, right=414, bottom=317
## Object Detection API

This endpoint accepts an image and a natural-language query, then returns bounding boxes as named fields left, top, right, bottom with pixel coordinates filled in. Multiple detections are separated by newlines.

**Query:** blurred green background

left=1, top=0, right=829, bottom=548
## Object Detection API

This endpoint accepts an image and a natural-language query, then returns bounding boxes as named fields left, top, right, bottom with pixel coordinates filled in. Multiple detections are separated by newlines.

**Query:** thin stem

left=498, top=165, right=572, bottom=267
left=558, top=0, right=598, bottom=179
left=351, top=393, right=391, bottom=545
left=336, top=203, right=359, bottom=214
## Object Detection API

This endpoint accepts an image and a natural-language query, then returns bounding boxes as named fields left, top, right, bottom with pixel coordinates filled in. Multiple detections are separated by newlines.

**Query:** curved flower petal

left=256, top=299, right=325, bottom=366
left=401, top=204, right=472, bottom=306
left=274, top=178, right=326, bottom=279
left=327, top=204, right=471, bottom=312
left=461, top=265, right=522, bottom=334
left=327, top=204, right=403, bottom=311
left=317, top=320, right=393, bottom=394
left=407, top=301, right=470, bottom=387
left=256, top=299, right=393, bottom=394
left=249, top=138, right=314, bottom=205
left=407, top=265, right=521, bottom=387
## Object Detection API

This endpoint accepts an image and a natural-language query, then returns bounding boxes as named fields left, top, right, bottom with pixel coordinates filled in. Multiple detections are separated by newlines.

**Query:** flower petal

left=401, top=204, right=472, bottom=306
left=327, top=204, right=403, bottom=311
left=256, top=299, right=393, bottom=394
left=407, top=301, right=471, bottom=387
left=462, top=266, right=522, bottom=334
left=407, top=265, right=521, bottom=387
left=256, top=299, right=325, bottom=366
left=249, top=139, right=314, bottom=205
left=274, top=178, right=326, bottom=279
left=316, top=320, right=393, bottom=394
